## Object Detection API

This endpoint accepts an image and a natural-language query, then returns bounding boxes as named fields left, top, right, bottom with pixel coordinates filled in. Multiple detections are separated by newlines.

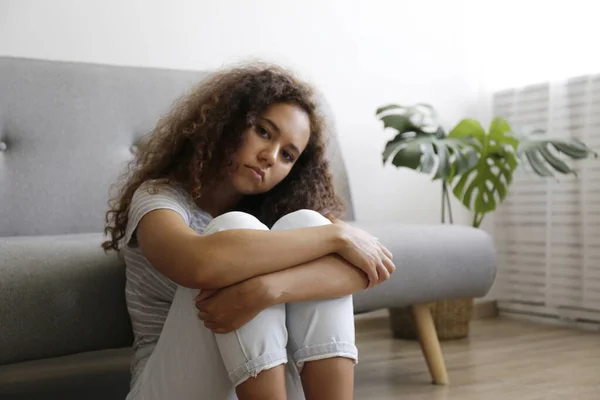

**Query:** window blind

left=492, top=76, right=600, bottom=329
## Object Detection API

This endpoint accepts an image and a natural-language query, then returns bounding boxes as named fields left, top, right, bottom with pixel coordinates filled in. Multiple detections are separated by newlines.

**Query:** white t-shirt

left=123, top=180, right=213, bottom=387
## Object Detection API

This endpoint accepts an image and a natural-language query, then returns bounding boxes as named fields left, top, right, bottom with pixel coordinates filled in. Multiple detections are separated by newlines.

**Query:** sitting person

left=103, top=63, right=395, bottom=400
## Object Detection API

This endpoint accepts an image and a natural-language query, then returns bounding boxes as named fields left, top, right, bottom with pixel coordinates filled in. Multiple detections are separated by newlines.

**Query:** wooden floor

left=353, top=314, right=600, bottom=399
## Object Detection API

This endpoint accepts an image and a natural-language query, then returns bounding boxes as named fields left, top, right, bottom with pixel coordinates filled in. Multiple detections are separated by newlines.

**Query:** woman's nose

left=259, top=146, right=278, bottom=166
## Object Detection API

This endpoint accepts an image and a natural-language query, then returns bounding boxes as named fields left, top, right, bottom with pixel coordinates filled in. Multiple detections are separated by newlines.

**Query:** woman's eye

left=257, top=125, right=270, bottom=138
left=282, top=151, right=295, bottom=163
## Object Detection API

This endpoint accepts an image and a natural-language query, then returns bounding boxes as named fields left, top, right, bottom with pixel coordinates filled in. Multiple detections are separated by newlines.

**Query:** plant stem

left=441, top=181, right=454, bottom=225
left=441, top=183, right=446, bottom=224
left=445, top=182, right=454, bottom=224
left=472, top=212, right=485, bottom=228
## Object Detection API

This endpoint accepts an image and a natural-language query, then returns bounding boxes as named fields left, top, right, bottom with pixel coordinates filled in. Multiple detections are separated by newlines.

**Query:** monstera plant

left=379, top=103, right=598, bottom=342
left=377, top=103, right=598, bottom=228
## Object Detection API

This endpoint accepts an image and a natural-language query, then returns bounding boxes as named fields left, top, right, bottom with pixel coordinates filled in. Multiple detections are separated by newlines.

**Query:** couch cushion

left=0, top=348, right=131, bottom=400
left=0, top=233, right=132, bottom=365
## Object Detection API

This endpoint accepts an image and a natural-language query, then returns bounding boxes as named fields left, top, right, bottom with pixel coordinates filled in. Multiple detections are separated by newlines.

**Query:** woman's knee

left=271, top=209, right=331, bottom=231
left=203, top=211, right=268, bottom=234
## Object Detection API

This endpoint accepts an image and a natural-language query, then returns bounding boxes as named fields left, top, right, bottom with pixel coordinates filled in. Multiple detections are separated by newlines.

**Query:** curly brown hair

left=102, top=63, right=345, bottom=252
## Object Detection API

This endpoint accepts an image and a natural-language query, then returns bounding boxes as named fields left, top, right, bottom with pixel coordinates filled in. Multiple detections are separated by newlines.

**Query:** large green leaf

left=448, top=118, right=486, bottom=142
left=376, top=103, right=445, bottom=138
left=380, top=114, right=417, bottom=134
left=518, top=136, right=598, bottom=176
left=378, top=104, right=477, bottom=179
left=383, top=135, right=478, bottom=179
left=489, top=117, right=519, bottom=149
left=449, top=117, right=520, bottom=213
left=376, top=104, right=403, bottom=115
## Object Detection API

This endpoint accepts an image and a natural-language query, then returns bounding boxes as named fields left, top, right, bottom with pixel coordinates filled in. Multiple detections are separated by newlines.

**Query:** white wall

left=466, top=0, right=600, bottom=93
left=0, top=0, right=478, bottom=224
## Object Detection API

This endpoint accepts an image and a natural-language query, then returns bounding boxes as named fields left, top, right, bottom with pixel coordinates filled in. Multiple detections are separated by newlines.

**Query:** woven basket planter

left=388, top=298, right=474, bottom=341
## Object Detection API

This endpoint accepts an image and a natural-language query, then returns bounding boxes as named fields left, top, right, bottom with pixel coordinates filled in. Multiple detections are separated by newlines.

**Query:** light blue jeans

left=127, top=210, right=357, bottom=400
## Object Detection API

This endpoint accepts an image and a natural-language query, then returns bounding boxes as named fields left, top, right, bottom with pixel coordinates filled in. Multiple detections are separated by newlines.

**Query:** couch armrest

left=0, top=233, right=133, bottom=366
left=349, top=222, right=497, bottom=313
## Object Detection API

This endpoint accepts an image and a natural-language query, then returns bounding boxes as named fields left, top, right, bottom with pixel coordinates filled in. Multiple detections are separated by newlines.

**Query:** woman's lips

left=246, top=165, right=264, bottom=181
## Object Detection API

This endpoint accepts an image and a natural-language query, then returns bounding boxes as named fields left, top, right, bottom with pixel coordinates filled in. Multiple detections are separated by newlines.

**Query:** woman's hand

left=329, top=218, right=396, bottom=289
left=194, top=277, right=275, bottom=334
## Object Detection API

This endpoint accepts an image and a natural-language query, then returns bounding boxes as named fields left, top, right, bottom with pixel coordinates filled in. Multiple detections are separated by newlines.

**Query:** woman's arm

left=137, top=209, right=346, bottom=289
left=265, top=254, right=369, bottom=303
left=195, top=254, right=389, bottom=333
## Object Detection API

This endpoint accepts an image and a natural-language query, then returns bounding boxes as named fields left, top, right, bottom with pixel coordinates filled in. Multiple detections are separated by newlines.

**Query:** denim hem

left=293, top=341, right=358, bottom=372
left=229, top=348, right=289, bottom=387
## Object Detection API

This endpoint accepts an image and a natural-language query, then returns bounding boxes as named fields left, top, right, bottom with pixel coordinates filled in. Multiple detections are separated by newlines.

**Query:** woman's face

left=228, top=102, right=311, bottom=195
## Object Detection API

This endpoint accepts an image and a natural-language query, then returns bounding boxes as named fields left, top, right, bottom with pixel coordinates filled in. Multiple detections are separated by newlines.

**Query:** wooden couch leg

left=411, top=303, right=449, bottom=385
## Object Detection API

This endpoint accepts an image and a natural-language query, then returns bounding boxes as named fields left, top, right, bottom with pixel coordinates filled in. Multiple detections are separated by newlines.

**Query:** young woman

left=103, top=64, right=396, bottom=400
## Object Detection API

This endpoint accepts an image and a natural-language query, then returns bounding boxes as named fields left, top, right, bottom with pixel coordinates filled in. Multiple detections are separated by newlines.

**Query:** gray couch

left=0, top=57, right=497, bottom=399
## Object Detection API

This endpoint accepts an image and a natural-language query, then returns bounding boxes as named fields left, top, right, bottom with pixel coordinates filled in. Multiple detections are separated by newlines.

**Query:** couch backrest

left=0, top=57, right=354, bottom=237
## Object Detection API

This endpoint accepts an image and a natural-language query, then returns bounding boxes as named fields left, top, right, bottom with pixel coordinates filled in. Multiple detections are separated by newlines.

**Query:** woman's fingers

left=380, top=244, right=393, bottom=260
left=362, top=265, right=376, bottom=289
left=382, top=253, right=396, bottom=274
left=197, top=311, right=211, bottom=321
left=195, top=289, right=217, bottom=302
left=204, top=321, right=217, bottom=330
left=376, top=262, right=391, bottom=284
left=366, top=262, right=379, bottom=288
left=367, top=251, right=395, bottom=287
